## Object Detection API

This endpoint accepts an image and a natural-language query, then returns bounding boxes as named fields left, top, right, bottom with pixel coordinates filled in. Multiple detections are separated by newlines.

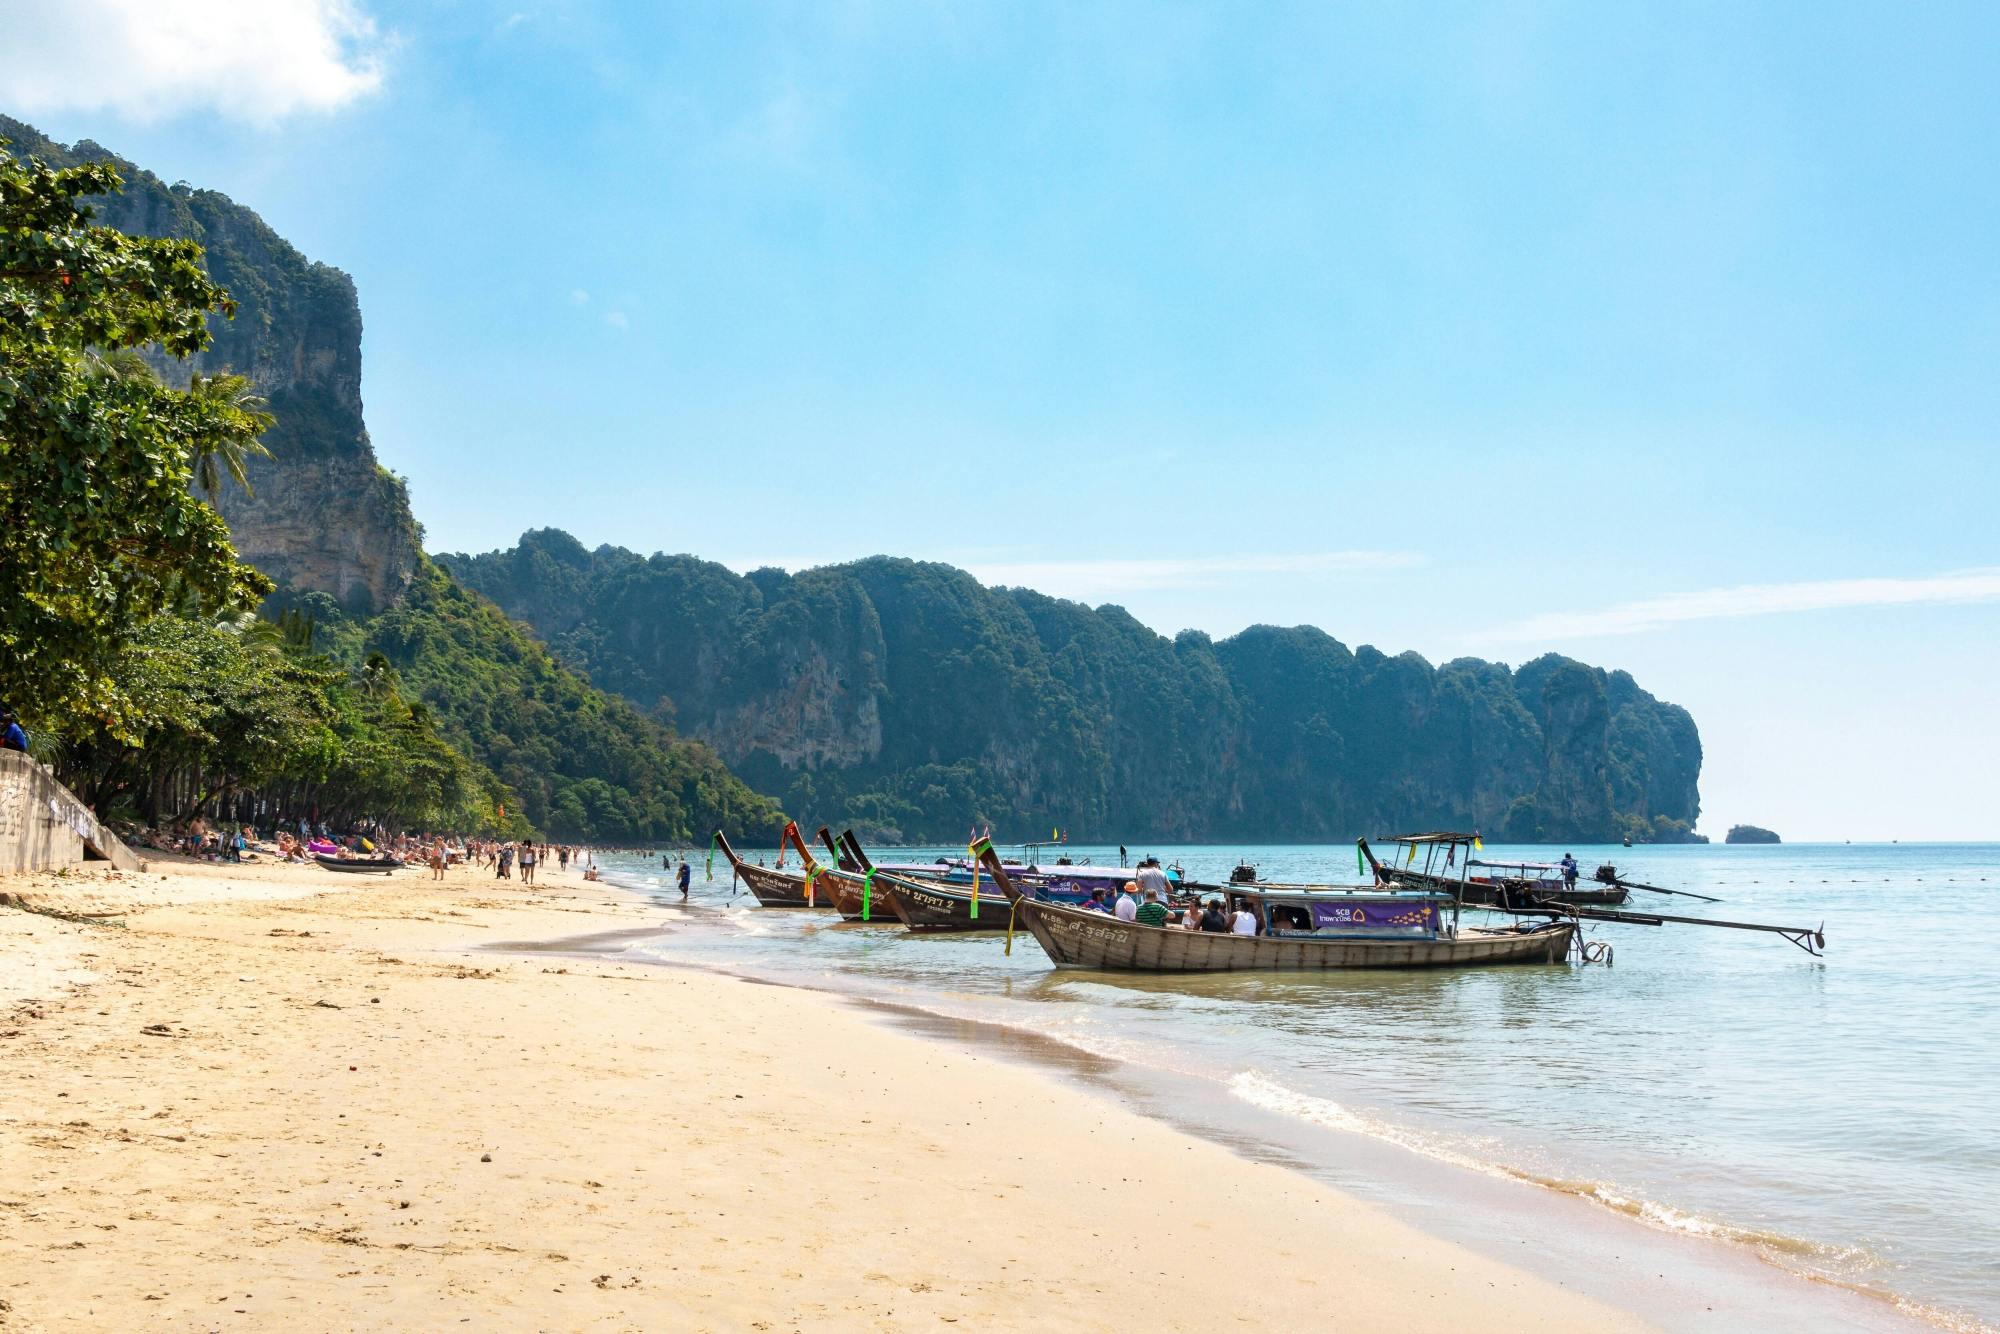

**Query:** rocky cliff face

left=2, top=116, right=420, bottom=613
left=442, top=531, right=1705, bottom=844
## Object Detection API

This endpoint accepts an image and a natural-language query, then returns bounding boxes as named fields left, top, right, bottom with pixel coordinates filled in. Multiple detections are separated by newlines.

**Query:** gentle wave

left=1229, top=1069, right=1997, bottom=1334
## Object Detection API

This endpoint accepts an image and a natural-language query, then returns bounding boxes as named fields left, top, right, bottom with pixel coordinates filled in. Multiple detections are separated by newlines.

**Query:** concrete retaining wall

left=0, top=750, right=145, bottom=874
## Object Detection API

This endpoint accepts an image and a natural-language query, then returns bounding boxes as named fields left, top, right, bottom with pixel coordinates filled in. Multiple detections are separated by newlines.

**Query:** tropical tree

left=0, top=142, right=271, bottom=729
left=186, top=371, right=273, bottom=499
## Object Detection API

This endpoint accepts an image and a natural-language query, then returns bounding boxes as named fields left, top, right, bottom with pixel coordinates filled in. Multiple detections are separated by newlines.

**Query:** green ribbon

left=863, top=867, right=874, bottom=922
left=1356, top=843, right=1365, bottom=877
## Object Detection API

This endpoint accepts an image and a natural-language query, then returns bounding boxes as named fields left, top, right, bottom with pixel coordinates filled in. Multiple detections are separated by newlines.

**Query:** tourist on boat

left=1134, top=857, right=1170, bottom=900
left=1231, top=902, right=1260, bottom=936
left=1198, top=899, right=1229, bottom=933
left=1136, top=888, right=1170, bottom=928
left=1114, top=882, right=1140, bottom=921
left=1178, top=901, right=1203, bottom=931
left=1080, top=888, right=1112, bottom=913
left=1560, top=852, right=1579, bottom=893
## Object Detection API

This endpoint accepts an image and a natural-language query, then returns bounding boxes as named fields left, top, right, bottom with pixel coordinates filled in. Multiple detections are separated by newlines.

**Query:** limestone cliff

left=1, top=116, right=420, bottom=613
left=443, top=532, right=1706, bottom=844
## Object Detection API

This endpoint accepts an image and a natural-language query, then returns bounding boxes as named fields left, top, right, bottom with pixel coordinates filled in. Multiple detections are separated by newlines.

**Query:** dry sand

left=0, top=856, right=1653, bottom=1331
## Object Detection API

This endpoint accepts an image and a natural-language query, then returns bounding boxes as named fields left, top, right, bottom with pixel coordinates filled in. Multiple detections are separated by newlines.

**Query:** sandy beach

left=0, top=854, right=1673, bottom=1332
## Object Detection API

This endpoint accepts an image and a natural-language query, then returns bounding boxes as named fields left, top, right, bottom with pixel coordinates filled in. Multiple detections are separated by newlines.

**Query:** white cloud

left=500, top=11, right=531, bottom=31
left=964, top=551, right=1419, bottom=596
left=602, top=310, right=628, bottom=329
left=569, top=288, right=591, bottom=305
left=1484, top=568, right=2000, bottom=642
left=0, top=0, right=386, bottom=123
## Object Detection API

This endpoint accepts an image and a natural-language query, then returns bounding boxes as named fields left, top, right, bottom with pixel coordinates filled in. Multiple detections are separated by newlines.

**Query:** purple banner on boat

left=1309, top=900, right=1439, bottom=931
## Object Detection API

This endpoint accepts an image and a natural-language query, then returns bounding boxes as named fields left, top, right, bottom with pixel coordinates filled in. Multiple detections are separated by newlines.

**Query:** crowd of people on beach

left=121, top=817, right=660, bottom=891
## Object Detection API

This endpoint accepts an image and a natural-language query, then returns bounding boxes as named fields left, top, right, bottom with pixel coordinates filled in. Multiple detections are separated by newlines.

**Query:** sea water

left=595, top=842, right=1999, bottom=1331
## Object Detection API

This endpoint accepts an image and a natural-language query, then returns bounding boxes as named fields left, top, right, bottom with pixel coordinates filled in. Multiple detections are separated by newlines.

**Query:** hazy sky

left=4, top=1, right=1995, bottom=839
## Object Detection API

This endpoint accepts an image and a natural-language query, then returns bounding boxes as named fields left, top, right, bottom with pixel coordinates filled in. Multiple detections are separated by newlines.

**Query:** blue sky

left=5, top=1, right=1996, bottom=838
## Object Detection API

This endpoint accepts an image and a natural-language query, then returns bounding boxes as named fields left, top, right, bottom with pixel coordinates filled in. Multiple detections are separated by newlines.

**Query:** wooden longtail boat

left=808, top=827, right=897, bottom=923
left=1364, top=834, right=1629, bottom=907
left=712, top=825, right=835, bottom=909
left=836, top=834, right=1182, bottom=933
left=838, top=833, right=995, bottom=931
left=972, top=840, right=1574, bottom=972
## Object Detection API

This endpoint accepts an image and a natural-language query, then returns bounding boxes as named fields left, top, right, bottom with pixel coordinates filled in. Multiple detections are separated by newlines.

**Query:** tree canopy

left=0, top=144, right=272, bottom=726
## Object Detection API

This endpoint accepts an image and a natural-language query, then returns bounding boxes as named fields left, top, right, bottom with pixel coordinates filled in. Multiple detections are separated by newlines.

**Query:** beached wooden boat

left=712, top=826, right=836, bottom=909
left=1364, top=835, right=1629, bottom=907
left=838, top=834, right=1180, bottom=933
left=972, top=840, right=1574, bottom=972
left=314, top=854, right=402, bottom=874
left=800, top=826, right=899, bottom=923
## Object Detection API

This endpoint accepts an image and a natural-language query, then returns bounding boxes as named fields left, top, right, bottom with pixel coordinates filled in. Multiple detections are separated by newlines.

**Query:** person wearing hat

left=1114, top=881, right=1140, bottom=921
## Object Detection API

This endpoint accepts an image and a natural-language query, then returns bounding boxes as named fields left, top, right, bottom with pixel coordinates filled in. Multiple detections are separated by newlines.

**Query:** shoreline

left=0, top=857, right=1938, bottom=1331
left=512, top=895, right=1946, bottom=1334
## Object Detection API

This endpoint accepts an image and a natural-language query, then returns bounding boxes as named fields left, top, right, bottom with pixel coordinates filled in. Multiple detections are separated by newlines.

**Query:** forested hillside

left=443, top=531, right=1703, bottom=843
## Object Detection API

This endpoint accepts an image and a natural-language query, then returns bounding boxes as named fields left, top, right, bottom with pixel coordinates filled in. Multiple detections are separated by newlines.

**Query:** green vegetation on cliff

left=277, top=560, right=780, bottom=843
left=442, top=530, right=1703, bottom=844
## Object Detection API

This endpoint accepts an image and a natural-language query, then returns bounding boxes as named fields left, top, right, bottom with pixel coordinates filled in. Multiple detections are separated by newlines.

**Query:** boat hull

left=315, top=855, right=399, bottom=874
left=733, top=860, right=835, bottom=909
left=822, top=869, right=898, bottom=922
left=1016, top=898, right=1575, bottom=972
left=871, top=873, right=1010, bottom=932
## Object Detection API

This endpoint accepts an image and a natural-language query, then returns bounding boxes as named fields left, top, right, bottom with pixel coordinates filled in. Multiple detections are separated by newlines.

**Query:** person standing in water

left=677, top=861, right=692, bottom=899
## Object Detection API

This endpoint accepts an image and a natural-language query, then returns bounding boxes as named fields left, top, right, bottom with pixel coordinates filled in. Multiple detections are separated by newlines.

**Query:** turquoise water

left=599, top=841, right=1998, bottom=1331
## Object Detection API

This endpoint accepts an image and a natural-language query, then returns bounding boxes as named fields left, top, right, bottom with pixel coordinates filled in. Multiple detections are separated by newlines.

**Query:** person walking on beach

left=520, top=841, right=538, bottom=885
left=499, top=842, right=515, bottom=879
left=677, top=861, right=692, bottom=899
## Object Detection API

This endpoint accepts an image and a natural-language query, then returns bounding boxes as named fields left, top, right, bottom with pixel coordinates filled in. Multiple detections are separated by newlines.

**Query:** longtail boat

left=712, top=824, right=835, bottom=909
left=808, top=827, right=898, bottom=923
left=839, top=833, right=998, bottom=931
left=1364, top=833, right=1629, bottom=907
left=840, top=834, right=1188, bottom=933
left=1363, top=837, right=1826, bottom=955
left=973, top=839, right=1575, bottom=972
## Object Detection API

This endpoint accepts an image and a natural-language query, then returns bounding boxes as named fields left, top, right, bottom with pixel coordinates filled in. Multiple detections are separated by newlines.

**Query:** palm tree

left=186, top=372, right=274, bottom=500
